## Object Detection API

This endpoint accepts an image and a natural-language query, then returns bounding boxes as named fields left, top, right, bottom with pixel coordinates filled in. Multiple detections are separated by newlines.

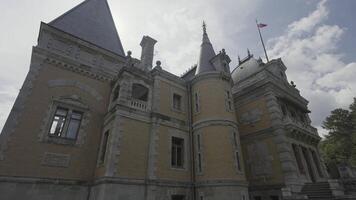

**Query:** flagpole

left=256, top=19, right=269, bottom=62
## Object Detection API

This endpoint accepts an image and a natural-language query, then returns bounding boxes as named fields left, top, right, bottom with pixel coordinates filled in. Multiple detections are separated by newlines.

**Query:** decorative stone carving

left=48, top=79, right=103, bottom=101
left=41, top=152, right=71, bottom=168
left=240, top=108, right=262, bottom=125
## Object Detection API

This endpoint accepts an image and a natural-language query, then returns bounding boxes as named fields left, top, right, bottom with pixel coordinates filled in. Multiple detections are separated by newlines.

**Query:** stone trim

left=152, top=76, right=161, bottom=112
left=38, top=96, right=90, bottom=147
left=96, top=127, right=112, bottom=167
left=170, top=87, right=186, bottom=114
left=147, top=122, right=160, bottom=179
left=168, top=129, right=190, bottom=171
left=48, top=79, right=104, bottom=101
left=40, top=23, right=126, bottom=63
left=194, top=180, right=249, bottom=187
left=191, top=71, right=231, bottom=85
left=150, top=67, right=187, bottom=86
left=0, top=176, right=89, bottom=186
left=41, top=152, right=71, bottom=168
left=225, top=89, right=234, bottom=113
left=195, top=131, right=205, bottom=176
left=154, top=75, right=186, bottom=91
left=193, top=118, right=238, bottom=131
left=105, top=114, right=124, bottom=176
left=0, top=51, right=45, bottom=160
left=41, top=53, right=115, bottom=82
left=106, top=106, right=189, bottom=132
left=229, top=129, right=244, bottom=174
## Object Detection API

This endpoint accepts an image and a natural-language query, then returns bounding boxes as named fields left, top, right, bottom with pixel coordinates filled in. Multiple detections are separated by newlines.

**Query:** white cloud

left=267, top=0, right=356, bottom=136
left=0, top=0, right=262, bottom=132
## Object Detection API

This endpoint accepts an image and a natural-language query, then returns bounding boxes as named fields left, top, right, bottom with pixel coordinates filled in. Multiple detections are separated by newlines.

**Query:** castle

left=0, top=0, right=334, bottom=199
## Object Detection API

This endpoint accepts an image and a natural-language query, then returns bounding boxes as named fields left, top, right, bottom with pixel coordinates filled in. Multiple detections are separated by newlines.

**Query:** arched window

left=132, top=83, right=149, bottom=102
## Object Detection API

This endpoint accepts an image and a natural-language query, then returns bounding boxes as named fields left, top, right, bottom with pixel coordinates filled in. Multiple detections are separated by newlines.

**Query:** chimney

left=140, top=36, right=157, bottom=70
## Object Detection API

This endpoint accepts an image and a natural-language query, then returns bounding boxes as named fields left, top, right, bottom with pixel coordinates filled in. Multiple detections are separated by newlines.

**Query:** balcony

left=130, top=99, right=148, bottom=111
left=282, top=116, right=318, bottom=136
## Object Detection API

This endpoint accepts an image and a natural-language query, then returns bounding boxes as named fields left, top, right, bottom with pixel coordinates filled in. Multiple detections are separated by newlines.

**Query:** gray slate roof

left=50, top=0, right=125, bottom=56
left=195, top=26, right=216, bottom=75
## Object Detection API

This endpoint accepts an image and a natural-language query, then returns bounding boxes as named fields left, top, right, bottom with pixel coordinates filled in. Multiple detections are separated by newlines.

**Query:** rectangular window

left=198, top=153, right=202, bottom=173
left=194, top=93, right=199, bottom=113
left=197, top=134, right=201, bottom=150
left=173, top=93, right=182, bottom=110
left=236, top=151, right=241, bottom=171
left=49, top=107, right=82, bottom=140
left=49, top=107, right=68, bottom=137
left=226, top=90, right=233, bottom=111
left=99, top=131, right=110, bottom=165
left=171, top=137, right=184, bottom=168
left=233, top=132, right=238, bottom=147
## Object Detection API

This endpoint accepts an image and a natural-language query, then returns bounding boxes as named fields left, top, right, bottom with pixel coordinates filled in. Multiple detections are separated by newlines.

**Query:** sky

left=0, top=0, right=355, bottom=136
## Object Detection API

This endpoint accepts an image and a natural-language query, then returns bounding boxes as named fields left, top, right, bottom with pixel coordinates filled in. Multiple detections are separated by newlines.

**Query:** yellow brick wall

left=0, top=62, right=110, bottom=180
left=196, top=125, right=245, bottom=181
left=192, top=78, right=236, bottom=123
left=116, top=118, right=150, bottom=179
left=155, top=125, right=191, bottom=181
left=157, top=79, right=188, bottom=121
left=241, top=137, right=284, bottom=186
left=236, top=97, right=271, bottom=135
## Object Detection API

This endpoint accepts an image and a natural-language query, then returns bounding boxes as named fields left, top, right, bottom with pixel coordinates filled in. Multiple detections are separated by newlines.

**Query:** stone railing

left=342, top=178, right=356, bottom=195
left=130, top=99, right=148, bottom=111
left=282, top=117, right=318, bottom=135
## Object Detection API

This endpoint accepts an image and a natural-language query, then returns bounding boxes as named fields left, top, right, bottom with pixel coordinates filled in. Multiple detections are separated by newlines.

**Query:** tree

left=320, top=98, right=356, bottom=167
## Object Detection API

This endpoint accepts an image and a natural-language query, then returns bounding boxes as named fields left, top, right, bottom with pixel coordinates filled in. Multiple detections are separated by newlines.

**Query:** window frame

left=41, top=98, right=88, bottom=146
left=98, top=131, right=110, bottom=165
left=194, top=92, right=200, bottom=113
left=48, top=106, right=83, bottom=141
left=172, top=93, right=182, bottom=111
left=171, top=137, right=185, bottom=168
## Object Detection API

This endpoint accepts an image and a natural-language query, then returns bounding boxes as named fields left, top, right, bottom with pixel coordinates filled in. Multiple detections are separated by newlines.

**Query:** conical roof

left=195, top=22, right=216, bottom=75
left=50, top=0, right=125, bottom=56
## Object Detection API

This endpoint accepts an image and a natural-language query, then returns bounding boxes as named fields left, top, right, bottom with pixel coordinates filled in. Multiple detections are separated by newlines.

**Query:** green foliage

left=320, top=98, right=356, bottom=167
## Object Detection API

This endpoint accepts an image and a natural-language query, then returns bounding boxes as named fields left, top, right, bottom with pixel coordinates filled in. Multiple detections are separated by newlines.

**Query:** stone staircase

left=301, top=182, right=334, bottom=200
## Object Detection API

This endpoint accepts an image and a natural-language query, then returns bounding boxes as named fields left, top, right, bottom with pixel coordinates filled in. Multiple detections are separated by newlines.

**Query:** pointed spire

left=195, top=21, right=216, bottom=75
left=50, top=0, right=125, bottom=56
left=203, top=21, right=207, bottom=35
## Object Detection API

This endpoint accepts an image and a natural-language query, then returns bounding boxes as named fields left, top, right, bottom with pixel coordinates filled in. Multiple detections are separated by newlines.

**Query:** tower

left=190, top=23, right=248, bottom=200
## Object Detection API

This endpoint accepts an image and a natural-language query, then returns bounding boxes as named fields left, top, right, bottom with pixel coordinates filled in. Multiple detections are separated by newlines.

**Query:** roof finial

left=203, top=21, right=207, bottom=35
left=247, top=48, right=251, bottom=57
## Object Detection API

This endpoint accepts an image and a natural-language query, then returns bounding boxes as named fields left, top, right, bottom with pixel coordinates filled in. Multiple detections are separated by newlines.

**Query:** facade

left=0, top=0, right=334, bottom=200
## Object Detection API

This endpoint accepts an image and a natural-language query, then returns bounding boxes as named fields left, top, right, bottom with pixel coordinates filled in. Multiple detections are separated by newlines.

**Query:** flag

left=257, top=23, right=267, bottom=28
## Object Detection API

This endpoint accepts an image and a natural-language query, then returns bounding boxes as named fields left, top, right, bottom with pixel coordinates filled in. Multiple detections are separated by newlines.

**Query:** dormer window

left=132, top=83, right=148, bottom=102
